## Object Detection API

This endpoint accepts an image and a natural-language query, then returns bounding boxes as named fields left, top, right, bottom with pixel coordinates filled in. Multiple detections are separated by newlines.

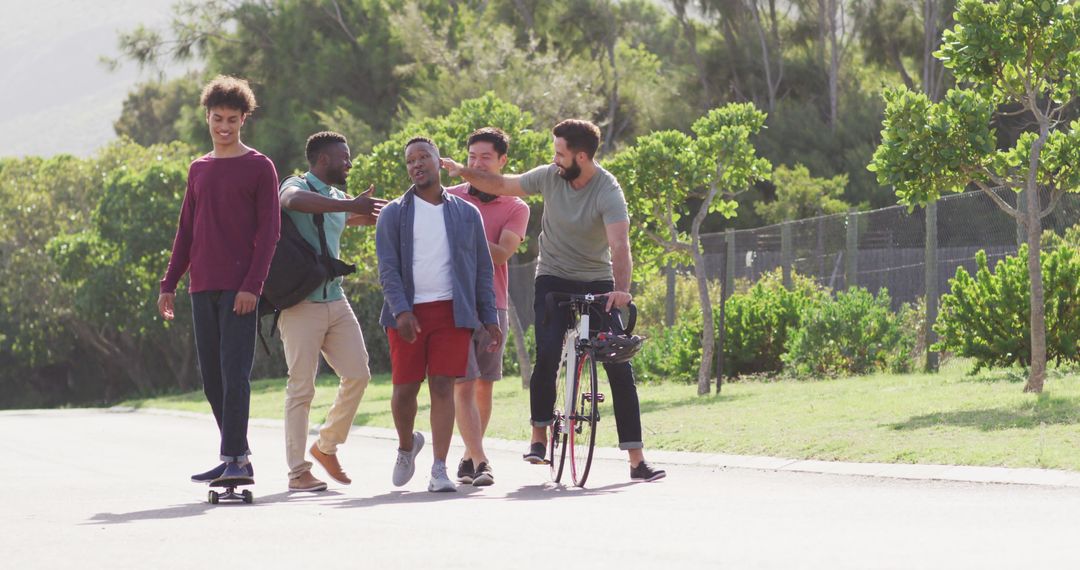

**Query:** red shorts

left=387, top=300, right=472, bottom=384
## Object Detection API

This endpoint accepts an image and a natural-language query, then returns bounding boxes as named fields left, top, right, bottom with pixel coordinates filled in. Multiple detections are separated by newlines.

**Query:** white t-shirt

left=411, top=197, right=455, bottom=303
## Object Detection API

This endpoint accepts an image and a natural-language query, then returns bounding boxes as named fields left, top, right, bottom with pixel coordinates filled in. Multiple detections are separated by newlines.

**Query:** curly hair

left=200, top=75, right=258, bottom=115
left=467, top=127, right=510, bottom=156
left=305, top=131, right=348, bottom=164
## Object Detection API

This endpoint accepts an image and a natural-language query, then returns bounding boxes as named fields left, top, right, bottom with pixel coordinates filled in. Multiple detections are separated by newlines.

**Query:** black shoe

left=191, top=462, right=254, bottom=484
left=211, top=461, right=255, bottom=486
left=630, top=461, right=666, bottom=482
left=456, top=458, right=475, bottom=484
left=523, top=442, right=546, bottom=464
left=472, top=461, right=494, bottom=487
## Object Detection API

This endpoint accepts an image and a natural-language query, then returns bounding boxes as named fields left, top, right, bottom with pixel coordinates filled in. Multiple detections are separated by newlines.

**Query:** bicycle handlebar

left=542, top=292, right=637, bottom=334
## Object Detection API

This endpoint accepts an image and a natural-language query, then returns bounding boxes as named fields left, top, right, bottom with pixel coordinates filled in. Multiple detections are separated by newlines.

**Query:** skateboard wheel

left=242, top=490, right=253, bottom=504
left=208, top=490, right=219, bottom=504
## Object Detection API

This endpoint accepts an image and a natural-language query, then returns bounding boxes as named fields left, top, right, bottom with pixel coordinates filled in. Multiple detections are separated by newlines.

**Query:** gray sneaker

left=392, top=432, right=425, bottom=487
left=428, top=462, right=457, bottom=493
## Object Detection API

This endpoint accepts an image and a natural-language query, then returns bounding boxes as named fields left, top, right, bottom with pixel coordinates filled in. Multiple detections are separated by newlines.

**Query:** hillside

left=0, top=0, right=189, bottom=158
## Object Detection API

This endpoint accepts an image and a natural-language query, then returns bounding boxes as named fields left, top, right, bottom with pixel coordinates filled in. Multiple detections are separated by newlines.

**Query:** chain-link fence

left=506, top=188, right=1080, bottom=328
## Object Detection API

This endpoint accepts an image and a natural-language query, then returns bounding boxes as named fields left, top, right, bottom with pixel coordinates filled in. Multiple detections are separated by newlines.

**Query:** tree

left=869, top=0, right=1080, bottom=392
left=48, top=140, right=201, bottom=398
left=606, top=103, right=772, bottom=394
left=754, top=164, right=849, bottom=224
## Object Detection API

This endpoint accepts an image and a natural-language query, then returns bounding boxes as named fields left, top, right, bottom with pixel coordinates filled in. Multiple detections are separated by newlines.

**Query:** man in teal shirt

left=277, top=131, right=386, bottom=492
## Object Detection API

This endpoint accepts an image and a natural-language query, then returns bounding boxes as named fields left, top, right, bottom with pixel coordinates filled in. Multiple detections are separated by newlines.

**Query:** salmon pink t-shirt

left=447, top=183, right=530, bottom=310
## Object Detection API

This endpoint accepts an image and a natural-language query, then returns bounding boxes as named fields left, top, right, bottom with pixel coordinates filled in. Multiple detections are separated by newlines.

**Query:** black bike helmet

left=593, top=331, right=645, bottom=364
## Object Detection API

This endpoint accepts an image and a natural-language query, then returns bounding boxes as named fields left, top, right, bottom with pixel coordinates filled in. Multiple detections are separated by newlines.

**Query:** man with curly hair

left=158, top=75, right=280, bottom=486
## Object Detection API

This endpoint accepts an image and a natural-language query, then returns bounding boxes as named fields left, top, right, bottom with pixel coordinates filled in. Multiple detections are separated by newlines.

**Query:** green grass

left=122, top=360, right=1080, bottom=471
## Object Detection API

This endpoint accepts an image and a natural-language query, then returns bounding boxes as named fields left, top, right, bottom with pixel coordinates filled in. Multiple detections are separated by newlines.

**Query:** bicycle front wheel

left=569, top=351, right=599, bottom=487
left=549, top=339, right=571, bottom=483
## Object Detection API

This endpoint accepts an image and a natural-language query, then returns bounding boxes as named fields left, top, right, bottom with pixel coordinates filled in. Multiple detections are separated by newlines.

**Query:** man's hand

left=396, top=311, right=422, bottom=343
left=234, top=291, right=258, bottom=315
left=350, top=184, right=388, bottom=217
left=157, top=293, right=176, bottom=320
left=483, top=323, right=503, bottom=352
left=605, top=291, right=632, bottom=312
left=439, top=157, right=464, bottom=178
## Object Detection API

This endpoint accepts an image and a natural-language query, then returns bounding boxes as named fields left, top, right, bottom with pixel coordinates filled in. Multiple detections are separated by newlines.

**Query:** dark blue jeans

left=191, top=290, right=256, bottom=461
left=530, top=275, right=643, bottom=449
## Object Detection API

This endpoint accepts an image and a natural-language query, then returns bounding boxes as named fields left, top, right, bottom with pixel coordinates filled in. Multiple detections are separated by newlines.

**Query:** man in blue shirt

left=376, top=136, right=502, bottom=492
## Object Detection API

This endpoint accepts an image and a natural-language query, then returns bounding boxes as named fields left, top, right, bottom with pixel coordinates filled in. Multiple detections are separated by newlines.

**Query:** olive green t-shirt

left=518, top=164, right=629, bottom=281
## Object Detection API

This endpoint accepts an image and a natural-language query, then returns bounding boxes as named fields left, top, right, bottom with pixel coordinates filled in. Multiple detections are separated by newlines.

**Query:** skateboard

left=207, top=477, right=255, bottom=504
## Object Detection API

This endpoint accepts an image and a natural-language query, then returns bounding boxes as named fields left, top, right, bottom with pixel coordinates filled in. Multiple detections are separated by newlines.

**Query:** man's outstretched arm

left=440, top=157, right=528, bottom=198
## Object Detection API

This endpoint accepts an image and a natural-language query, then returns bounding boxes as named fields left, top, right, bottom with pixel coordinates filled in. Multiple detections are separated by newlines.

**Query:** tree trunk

left=826, top=0, right=840, bottom=131
left=507, top=296, right=532, bottom=389
left=1023, top=195, right=1047, bottom=393
left=691, top=245, right=715, bottom=395
left=1023, top=128, right=1049, bottom=393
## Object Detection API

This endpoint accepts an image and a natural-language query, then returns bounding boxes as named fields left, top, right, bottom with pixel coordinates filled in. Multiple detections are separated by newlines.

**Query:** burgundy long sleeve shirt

left=160, top=150, right=281, bottom=296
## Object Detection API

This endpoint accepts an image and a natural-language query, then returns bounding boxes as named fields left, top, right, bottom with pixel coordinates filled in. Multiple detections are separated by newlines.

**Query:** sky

left=0, top=0, right=192, bottom=158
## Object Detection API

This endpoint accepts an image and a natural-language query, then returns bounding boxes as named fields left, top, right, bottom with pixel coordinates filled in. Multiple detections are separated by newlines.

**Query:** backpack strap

left=301, top=175, right=333, bottom=299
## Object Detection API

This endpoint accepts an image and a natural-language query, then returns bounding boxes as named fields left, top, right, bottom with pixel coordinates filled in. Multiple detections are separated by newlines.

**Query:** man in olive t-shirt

left=440, top=119, right=666, bottom=482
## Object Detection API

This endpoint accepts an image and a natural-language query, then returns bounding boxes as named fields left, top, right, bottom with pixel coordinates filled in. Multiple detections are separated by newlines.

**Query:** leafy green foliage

left=783, top=287, right=916, bottom=377
left=719, top=270, right=828, bottom=377
left=754, top=164, right=850, bottom=224
left=605, top=102, right=772, bottom=277
left=934, top=246, right=1080, bottom=371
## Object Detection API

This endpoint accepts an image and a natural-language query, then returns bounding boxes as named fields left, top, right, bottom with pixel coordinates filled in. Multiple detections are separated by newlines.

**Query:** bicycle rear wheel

left=569, top=351, right=598, bottom=487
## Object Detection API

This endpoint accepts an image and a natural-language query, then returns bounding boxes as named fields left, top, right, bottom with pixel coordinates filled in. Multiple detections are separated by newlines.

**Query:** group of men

left=156, top=75, right=666, bottom=495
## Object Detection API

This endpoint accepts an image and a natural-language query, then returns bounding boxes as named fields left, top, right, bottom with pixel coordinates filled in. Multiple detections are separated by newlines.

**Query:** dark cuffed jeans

left=529, top=275, right=643, bottom=449
left=191, top=290, right=256, bottom=461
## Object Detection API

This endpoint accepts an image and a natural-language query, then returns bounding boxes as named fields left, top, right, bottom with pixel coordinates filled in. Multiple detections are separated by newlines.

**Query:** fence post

left=781, top=220, right=793, bottom=289
left=665, top=263, right=676, bottom=327
left=715, top=250, right=727, bottom=393
left=725, top=228, right=736, bottom=297
left=845, top=210, right=858, bottom=289
left=925, top=201, right=940, bottom=372
left=1016, top=187, right=1027, bottom=247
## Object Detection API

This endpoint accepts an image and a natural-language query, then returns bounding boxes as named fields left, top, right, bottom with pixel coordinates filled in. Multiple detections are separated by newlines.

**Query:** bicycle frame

left=558, top=295, right=592, bottom=435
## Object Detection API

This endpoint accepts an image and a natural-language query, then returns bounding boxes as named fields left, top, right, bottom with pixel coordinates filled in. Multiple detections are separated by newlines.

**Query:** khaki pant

left=278, top=299, right=371, bottom=479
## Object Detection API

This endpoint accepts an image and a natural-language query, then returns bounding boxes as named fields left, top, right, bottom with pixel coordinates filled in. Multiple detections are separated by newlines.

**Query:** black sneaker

left=472, top=461, right=494, bottom=486
left=523, top=442, right=546, bottom=464
left=630, top=461, right=666, bottom=482
left=191, top=462, right=254, bottom=484
left=457, top=458, right=475, bottom=484
left=211, top=461, right=255, bottom=486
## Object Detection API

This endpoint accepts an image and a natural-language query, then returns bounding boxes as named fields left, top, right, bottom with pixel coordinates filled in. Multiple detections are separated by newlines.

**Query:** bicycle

left=544, top=292, right=638, bottom=488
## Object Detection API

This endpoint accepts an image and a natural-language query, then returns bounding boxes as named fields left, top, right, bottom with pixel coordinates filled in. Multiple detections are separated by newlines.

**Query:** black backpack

left=258, top=176, right=356, bottom=352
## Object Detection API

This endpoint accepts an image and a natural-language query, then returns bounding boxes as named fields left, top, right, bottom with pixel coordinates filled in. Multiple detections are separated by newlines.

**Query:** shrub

left=783, top=287, right=913, bottom=377
left=717, top=270, right=827, bottom=377
left=934, top=246, right=1080, bottom=372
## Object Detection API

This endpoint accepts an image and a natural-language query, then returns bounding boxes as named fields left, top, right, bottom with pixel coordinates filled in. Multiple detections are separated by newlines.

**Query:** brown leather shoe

left=310, top=443, right=351, bottom=485
left=289, top=470, right=328, bottom=492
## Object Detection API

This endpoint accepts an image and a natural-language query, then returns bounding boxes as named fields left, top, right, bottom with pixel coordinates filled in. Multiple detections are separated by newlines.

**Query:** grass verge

left=122, top=360, right=1080, bottom=470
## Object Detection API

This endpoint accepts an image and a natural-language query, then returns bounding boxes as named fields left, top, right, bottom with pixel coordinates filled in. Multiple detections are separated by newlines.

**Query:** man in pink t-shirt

left=447, top=128, right=530, bottom=487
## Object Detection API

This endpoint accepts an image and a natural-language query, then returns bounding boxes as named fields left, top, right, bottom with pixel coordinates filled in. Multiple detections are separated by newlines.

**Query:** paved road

left=4, top=409, right=1080, bottom=569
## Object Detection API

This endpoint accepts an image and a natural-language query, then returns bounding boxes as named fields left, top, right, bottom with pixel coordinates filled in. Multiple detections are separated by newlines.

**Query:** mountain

left=0, top=0, right=191, bottom=158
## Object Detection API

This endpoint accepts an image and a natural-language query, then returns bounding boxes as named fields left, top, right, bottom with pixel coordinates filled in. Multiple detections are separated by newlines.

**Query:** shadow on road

left=84, top=490, right=345, bottom=525
left=502, top=481, right=635, bottom=501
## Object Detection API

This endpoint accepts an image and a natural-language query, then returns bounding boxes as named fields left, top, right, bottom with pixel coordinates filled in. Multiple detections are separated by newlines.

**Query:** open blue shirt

left=376, top=186, right=498, bottom=330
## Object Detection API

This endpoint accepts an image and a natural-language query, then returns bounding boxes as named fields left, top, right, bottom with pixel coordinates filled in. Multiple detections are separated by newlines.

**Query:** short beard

left=558, top=160, right=582, bottom=182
